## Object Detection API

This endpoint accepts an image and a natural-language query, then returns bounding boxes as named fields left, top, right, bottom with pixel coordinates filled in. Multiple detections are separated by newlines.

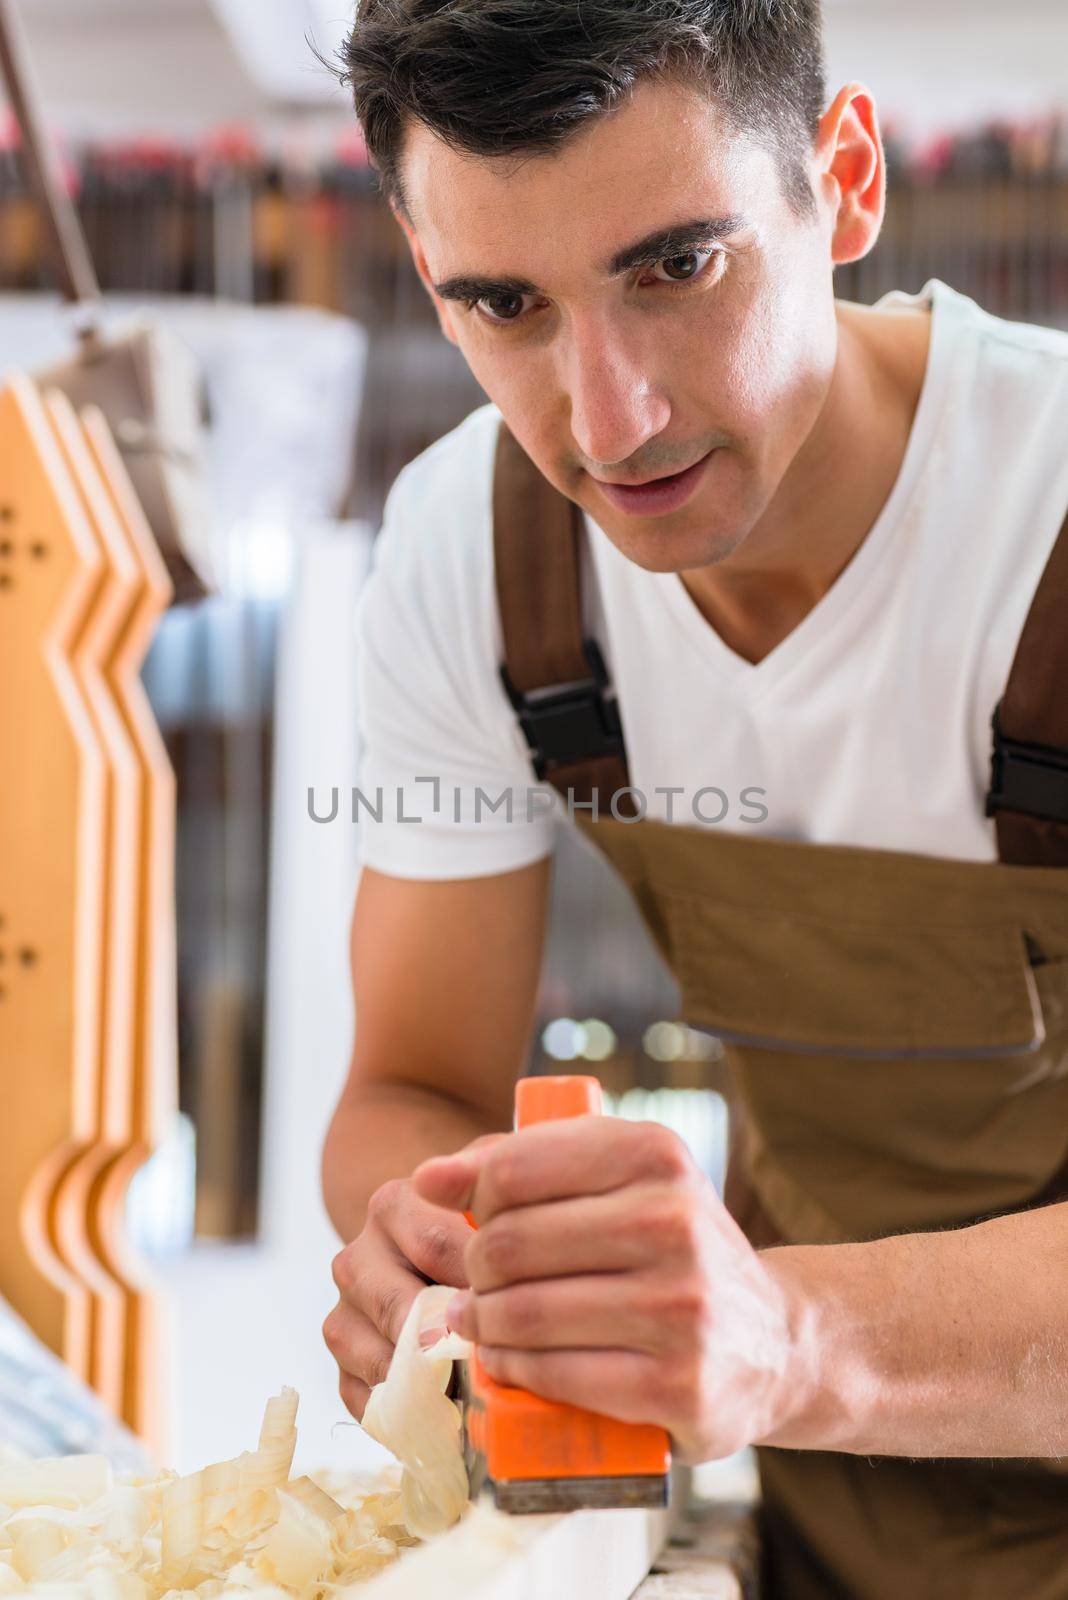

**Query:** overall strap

left=493, top=422, right=636, bottom=817
left=986, top=502, right=1068, bottom=866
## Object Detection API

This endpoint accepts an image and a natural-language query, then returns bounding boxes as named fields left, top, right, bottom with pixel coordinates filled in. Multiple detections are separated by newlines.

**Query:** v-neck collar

left=586, top=279, right=963, bottom=703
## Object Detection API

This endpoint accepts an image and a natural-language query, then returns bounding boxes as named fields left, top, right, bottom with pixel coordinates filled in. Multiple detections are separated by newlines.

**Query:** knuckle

left=367, top=1347, right=393, bottom=1388
left=367, top=1277, right=407, bottom=1339
left=489, top=1147, right=524, bottom=1209
left=498, top=1286, right=545, bottom=1342
left=652, top=1354, right=698, bottom=1416
left=331, top=1244, right=359, bottom=1298
left=520, top=1354, right=567, bottom=1404
left=321, top=1306, right=344, bottom=1354
left=367, top=1177, right=404, bottom=1223
left=417, top=1221, right=458, bottom=1281
left=643, top=1195, right=701, bottom=1259
left=482, top=1347, right=525, bottom=1391
left=673, top=1353, right=705, bottom=1409
left=637, top=1122, right=692, bottom=1181
left=655, top=1274, right=713, bottom=1333
left=477, top=1221, right=520, bottom=1280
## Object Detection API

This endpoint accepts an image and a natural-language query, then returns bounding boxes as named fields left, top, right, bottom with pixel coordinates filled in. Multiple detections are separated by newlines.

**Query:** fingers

left=476, top=1345, right=671, bottom=1430
left=399, top=1134, right=507, bottom=1217
left=340, top=1250, right=421, bottom=1347
left=333, top=1179, right=472, bottom=1333
left=413, top=1150, right=479, bottom=1212
left=449, top=1271, right=678, bottom=1355
left=414, top=1118, right=693, bottom=1224
left=339, top=1372, right=370, bottom=1422
left=463, top=1186, right=679, bottom=1292
left=380, top=1187, right=472, bottom=1289
left=325, top=1173, right=476, bottom=1411
left=323, top=1300, right=395, bottom=1414
left=332, top=1227, right=425, bottom=1348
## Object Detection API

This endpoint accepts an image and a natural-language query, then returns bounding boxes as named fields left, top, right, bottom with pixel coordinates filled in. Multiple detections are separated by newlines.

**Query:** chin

left=612, top=528, right=746, bottom=573
left=579, top=451, right=761, bottom=573
left=592, top=501, right=752, bottom=574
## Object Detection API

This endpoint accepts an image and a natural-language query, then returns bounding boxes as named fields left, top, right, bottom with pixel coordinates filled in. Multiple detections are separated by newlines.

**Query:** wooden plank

left=354, top=1461, right=758, bottom=1599
left=361, top=1501, right=672, bottom=1600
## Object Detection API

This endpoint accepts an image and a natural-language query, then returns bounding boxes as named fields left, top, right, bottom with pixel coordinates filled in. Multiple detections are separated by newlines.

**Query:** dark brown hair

left=338, top=1, right=827, bottom=218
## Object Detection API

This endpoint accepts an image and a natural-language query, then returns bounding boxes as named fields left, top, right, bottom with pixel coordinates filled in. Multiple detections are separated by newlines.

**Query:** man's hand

left=323, top=1177, right=469, bottom=1420
left=324, top=1134, right=505, bottom=1420
left=412, top=1117, right=809, bottom=1464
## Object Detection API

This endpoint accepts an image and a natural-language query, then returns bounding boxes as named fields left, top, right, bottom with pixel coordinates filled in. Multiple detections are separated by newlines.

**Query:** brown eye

left=651, top=247, right=718, bottom=284
left=476, top=291, right=528, bottom=322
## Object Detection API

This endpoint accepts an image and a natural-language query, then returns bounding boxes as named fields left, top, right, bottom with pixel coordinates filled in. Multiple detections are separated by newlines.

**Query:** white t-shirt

left=354, top=280, right=1068, bottom=880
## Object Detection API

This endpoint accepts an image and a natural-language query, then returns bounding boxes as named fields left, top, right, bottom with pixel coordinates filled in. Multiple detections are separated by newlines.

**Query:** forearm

left=762, top=1201, right=1068, bottom=1458
left=322, top=1077, right=503, bottom=1242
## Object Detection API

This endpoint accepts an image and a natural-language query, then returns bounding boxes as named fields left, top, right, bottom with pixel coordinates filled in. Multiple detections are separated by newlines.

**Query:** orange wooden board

left=0, top=374, right=106, bottom=1375
left=44, top=391, right=143, bottom=1418
left=80, top=406, right=176, bottom=1454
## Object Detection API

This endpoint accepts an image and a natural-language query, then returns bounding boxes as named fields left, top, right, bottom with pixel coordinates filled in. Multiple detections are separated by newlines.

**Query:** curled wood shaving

left=0, top=1293, right=474, bottom=1600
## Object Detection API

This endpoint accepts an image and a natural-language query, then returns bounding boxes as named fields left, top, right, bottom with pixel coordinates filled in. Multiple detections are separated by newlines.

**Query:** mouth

left=590, top=451, right=715, bottom=517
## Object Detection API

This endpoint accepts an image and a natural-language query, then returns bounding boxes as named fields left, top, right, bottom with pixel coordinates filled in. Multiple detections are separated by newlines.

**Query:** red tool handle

left=515, top=1074, right=603, bottom=1127
left=464, top=1076, right=602, bottom=1229
left=464, top=1074, right=672, bottom=1489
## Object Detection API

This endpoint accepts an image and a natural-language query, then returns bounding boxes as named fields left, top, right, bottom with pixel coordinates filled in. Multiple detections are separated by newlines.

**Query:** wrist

left=755, top=1244, right=871, bottom=1451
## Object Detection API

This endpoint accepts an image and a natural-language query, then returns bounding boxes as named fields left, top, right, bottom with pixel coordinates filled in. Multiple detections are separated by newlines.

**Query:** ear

left=814, top=84, right=885, bottom=266
left=391, top=203, right=461, bottom=346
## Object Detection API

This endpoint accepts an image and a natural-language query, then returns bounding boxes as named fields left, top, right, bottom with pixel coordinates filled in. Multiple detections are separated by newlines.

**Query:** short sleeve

left=354, top=409, right=559, bottom=880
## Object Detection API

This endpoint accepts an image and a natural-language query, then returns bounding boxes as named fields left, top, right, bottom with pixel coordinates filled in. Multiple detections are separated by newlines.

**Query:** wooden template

left=0, top=372, right=176, bottom=1452
left=0, top=373, right=105, bottom=1376
left=81, top=406, right=176, bottom=1453
left=44, top=389, right=140, bottom=1418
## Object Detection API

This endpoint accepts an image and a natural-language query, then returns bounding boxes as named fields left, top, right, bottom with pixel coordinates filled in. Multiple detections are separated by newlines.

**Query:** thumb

left=412, top=1148, right=481, bottom=1211
left=462, top=1131, right=509, bottom=1154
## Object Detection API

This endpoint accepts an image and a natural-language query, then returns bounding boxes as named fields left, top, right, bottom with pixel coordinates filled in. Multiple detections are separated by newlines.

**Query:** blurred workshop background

left=1, top=0, right=1066, bottom=1478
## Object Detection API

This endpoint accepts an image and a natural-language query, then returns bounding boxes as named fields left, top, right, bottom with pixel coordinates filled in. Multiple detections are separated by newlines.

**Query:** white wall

left=11, top=0, right=349, bottom=142
left=10, top=0, right=1068, bottom=146
left=823, top=0, right=1068, bottom=138
left=15, top=0, right=271, bottom=139
left=161, top=526, right=391, bottom=1480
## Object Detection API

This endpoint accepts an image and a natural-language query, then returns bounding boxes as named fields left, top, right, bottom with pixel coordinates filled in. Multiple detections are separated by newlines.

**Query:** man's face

left=400, top=77, right=841, bottom=573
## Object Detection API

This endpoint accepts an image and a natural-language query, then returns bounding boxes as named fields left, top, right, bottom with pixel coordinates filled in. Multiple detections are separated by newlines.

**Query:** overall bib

left=492, top=424, right=1068, bottom=1598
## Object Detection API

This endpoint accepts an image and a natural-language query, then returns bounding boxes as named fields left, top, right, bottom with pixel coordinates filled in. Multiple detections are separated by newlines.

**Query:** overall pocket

left=656, top=888, right=1068, bottom=1241
left=658, top=886, right=1046, bottom=1060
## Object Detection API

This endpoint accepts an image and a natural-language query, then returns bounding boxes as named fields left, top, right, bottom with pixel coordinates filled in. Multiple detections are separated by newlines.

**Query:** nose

left=563, top=312, right=671, bottom=469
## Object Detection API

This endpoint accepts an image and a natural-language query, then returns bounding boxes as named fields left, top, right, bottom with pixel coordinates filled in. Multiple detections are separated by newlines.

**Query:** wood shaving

left=0, top=1289, right=474, bottom=1596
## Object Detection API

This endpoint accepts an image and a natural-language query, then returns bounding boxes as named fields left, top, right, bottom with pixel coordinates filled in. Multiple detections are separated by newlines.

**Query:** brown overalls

left=492, top=423, right=1068, bottom=1599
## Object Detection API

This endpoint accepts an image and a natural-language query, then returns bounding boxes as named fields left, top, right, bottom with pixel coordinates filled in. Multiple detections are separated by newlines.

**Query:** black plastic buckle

left=985, top=702, right=1068, bottom=824
left=500, top=638, right=623, bottom=781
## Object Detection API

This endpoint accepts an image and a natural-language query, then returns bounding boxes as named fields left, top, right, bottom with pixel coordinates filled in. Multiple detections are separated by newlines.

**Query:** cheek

left=708, top=265, right=835, bottom=460
left=453, top=333, right=550, bottom=449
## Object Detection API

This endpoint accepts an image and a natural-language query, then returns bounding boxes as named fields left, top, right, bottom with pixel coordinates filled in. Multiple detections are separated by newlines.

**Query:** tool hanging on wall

left=0, top=370, right=176, bottom=1456
left=0, top=0, right=215, bottom=606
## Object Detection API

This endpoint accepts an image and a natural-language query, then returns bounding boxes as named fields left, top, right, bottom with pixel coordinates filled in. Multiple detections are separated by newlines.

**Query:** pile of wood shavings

left=0, top=1290, right=475, bottom=1600
left=0, top=1388, right=417, bottom=1600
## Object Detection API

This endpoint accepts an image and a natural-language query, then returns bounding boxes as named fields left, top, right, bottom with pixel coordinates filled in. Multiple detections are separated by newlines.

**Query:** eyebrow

left=431, top=214, right=748, bottom=303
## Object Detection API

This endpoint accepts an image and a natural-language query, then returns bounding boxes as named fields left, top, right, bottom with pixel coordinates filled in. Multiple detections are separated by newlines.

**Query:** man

left=320, top=3, right=1068, bottom=1594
